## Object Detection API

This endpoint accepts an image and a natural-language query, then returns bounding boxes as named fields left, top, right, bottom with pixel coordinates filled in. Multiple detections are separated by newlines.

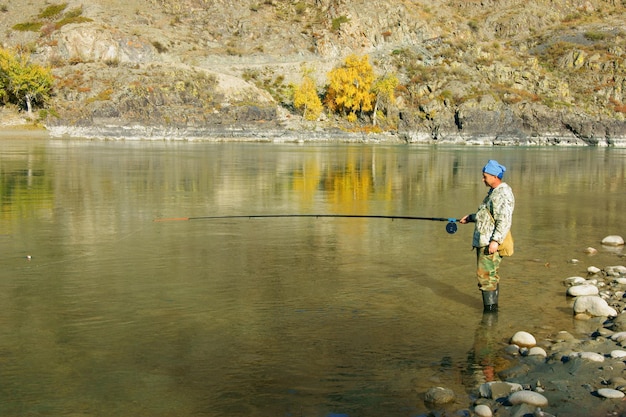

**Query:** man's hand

left=488, top=240, right=499, bottom=254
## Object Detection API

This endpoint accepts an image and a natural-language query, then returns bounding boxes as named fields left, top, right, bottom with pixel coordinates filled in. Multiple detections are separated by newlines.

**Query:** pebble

left=597, top=388, right=625, bottom=399
left=606, top=265, right=626, bottom=276
left=554, top=331, right=575, bottom=341
left=474, top=404, right=492, bottom=417
left=505, top=344, right=521, bottom=355
left=610, top=350, right=626, bottom=358
left=527, top=346, right=547, bottom=357
left=510, top=331, right=536, bottom=347
left=602, top=235, right=625, bottom=246
left=610, top=332, right=626, bottom=342
left=570, top=351, right=605, bottom=362
left=587, top=265, right=601, bottom=273
left=508, top=390, right=549, bottom=407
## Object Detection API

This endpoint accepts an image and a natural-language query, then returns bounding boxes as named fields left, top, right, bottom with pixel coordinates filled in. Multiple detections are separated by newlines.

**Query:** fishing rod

left=154, top=214, right=461, bottom=234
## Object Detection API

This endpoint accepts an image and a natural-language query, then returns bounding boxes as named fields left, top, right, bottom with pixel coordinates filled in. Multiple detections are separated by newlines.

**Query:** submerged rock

left=424, top=386, right=455, bottom=405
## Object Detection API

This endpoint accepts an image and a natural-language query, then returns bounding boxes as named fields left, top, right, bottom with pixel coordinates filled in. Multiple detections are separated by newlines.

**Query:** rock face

left=2, top=0, right=626, bottom=142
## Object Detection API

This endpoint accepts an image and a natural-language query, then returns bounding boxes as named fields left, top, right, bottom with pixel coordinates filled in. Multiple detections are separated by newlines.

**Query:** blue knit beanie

left=483, top=160, right=506, bottom=179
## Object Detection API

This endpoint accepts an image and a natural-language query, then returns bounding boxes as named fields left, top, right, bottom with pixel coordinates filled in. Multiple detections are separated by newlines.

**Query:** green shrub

left=55, top=15, right=92, bottom=28
left=584, top=31, right=606, bottom=41
left=12, top=22, right=43, bottom=32
left=295, top=2, right=307, bottom=15
left=331, top=16, right=349, bottom=31
left=39, top=3, right=67, bottom=19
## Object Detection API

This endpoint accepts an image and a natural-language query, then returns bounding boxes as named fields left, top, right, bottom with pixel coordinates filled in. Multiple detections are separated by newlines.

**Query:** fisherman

left=460, top=160, right=515, bottom=312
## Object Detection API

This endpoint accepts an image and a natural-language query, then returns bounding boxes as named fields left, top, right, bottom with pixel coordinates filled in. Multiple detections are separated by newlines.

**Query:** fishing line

left=154, top=214, right=461, bottom=234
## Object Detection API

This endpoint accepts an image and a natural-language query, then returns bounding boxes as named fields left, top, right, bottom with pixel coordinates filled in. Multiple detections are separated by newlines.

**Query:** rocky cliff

left=2, top=0, right=626, bottom=145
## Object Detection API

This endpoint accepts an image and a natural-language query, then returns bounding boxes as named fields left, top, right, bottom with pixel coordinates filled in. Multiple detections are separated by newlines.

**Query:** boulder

left=572, top=295, right=617, bottom=317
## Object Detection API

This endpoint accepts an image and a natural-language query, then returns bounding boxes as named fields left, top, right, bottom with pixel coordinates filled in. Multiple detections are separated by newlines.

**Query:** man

left=460, top=160, right=515, bottom=312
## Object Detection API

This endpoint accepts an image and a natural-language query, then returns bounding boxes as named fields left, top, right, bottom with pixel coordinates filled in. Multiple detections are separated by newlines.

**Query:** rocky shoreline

left=35, top=124, right=626, bottom=147
left=425, top=236, right=626, bottom=417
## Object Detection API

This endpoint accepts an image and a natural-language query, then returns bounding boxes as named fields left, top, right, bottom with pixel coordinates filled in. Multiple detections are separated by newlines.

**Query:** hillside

left=2, top=0, right=626, bottom=145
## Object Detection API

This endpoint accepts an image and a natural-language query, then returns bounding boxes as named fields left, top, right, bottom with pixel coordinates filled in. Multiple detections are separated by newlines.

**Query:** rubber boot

left=482, top=285, right=499, bottom=312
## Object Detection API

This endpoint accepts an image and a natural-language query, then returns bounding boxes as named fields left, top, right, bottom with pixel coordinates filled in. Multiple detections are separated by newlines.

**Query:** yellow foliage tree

left=0, top=48, right=54, bottom=113
left=372, top=74, right=399, bottom=126
left=325, top=54, right=375, bottom=120
left=294, top=74, right=323, bottom=121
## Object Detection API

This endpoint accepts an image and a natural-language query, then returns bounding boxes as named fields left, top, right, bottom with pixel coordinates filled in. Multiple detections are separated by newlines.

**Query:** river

left=0, top=137, right=624, bottom=416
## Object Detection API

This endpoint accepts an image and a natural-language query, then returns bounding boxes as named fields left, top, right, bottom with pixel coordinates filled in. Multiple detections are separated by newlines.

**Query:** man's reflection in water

left=462, top=312, right=507, bottom=390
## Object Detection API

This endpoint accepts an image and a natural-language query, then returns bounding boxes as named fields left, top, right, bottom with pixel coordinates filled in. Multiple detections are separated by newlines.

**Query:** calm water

left=0, top=137, right=625, bottom=416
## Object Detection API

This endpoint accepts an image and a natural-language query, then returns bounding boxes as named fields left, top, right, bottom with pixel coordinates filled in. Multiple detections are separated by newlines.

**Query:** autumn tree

left=293, top=71, right=323, bottom=121
left=325, top=54, right=375, bottom=122
left=0, top=48, right=54, bottom=113
left=371, top=74, right=399, bottom=127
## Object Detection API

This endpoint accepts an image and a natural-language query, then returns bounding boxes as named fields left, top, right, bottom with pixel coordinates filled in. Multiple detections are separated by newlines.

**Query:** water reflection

left=0, top=139, right=625, bottom=416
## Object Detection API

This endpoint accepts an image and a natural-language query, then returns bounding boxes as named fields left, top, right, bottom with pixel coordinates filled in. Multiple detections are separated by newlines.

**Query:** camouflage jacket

left=468, top=183, right=515, bottom=248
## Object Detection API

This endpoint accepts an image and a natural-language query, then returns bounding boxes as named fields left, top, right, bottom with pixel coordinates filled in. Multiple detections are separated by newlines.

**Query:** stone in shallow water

left=606, top=265, right=626, bottom=276
left=572, top=295, right=617, bottom=317
left=474, top=404, right=492, bottom=417
left=610, top=350, right=626, bottom=358
left=570, top=351, right=605, bottom=362
left=567, top=284, right=599, bottom=296
left=602, top=235, right=624, bottom=246
left=510, top=331, right=536, bottom=347
left=597, top=388, right=625, bottom=399
left=528, top=346, right=547, bottom=357
left=554, top=331, right=575, bottom=341
left=505, top=344, right=521, bottom=355
left=563, top=276, right=586, bottom=286
left=610, top=332, right=626, bottom=342
left=479, top=381, right=523, bottom=399
left=508, top=390, right=549, bottom=407
left=424, top=386, right=455, bottom=404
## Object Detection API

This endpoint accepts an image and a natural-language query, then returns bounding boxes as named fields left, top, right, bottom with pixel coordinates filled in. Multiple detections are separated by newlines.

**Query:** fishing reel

left=445, top=219, right=458, bottom=234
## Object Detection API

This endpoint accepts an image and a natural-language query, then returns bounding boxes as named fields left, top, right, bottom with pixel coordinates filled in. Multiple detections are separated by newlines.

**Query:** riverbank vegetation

left=0, top=48, right=53, bottom=115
